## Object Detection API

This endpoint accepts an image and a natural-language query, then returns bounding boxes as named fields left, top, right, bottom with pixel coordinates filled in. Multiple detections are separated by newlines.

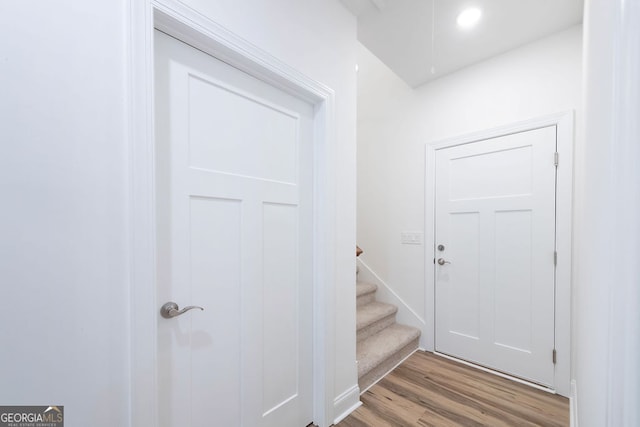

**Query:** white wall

left=0, top=1, right=358, bottom=425
left=357, top=26, right=582, bottom=346
left=0, top=1, right=130, bottom=425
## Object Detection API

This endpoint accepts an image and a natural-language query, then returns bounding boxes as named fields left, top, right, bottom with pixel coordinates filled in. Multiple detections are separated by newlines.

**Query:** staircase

left=356, top=281, right=421, bottom=392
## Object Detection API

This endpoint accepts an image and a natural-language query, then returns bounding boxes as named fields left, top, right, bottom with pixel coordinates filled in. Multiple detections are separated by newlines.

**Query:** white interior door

left=434, top=126, right=557, bottom=388
left=154, top=30, right=314, bottom=427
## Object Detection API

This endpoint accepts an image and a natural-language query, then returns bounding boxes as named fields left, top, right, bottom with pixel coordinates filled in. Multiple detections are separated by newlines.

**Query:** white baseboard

left=357, top=258, right=426, bottom=348
left=570, top=380, right=578, bottom=427
left=333, top=384, right=361, bottom=425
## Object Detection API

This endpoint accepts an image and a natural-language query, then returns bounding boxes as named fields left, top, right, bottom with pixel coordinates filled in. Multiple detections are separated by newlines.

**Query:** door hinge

left=553, top=349, right=557, bottom=364
left=554, top=152, right=559, bottom=167
left=554, top=251, right=557, bottom=266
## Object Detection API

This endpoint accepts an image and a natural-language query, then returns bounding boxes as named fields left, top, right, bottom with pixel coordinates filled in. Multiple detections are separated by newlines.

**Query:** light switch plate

left=401, top=232, right=423, bottom=245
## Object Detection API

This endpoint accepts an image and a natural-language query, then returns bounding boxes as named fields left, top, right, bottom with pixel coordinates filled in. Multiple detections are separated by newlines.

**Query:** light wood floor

left=337, top=351, right=569, bottom=427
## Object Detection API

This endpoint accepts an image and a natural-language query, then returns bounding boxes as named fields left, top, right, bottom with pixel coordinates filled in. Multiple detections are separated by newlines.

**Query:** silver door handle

left=437, top=258, right=451, bottom=265
left=160, top=301, right=204, bottom=319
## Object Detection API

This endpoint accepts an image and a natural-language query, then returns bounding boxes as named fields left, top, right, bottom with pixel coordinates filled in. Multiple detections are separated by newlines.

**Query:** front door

left=154, top=30, right=314, bottom=426
left=434, top=126, right=557, bottom=388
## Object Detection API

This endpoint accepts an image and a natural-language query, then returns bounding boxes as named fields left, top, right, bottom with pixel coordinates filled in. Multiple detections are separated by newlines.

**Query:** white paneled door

left=154, top=30, right=313, bottom=427
left=434, top=126, right=557, bottom=388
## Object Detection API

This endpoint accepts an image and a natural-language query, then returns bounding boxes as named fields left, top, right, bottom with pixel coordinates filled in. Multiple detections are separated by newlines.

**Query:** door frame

left=128, top=1, right=338, bottom=426
left=424, top=111, right=573, bottom=396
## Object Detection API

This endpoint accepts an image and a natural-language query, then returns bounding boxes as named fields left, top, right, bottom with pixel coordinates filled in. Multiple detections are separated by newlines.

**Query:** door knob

left=437, top=258, right=451, bottom=265
left=160, top=301, right=204, bottom=319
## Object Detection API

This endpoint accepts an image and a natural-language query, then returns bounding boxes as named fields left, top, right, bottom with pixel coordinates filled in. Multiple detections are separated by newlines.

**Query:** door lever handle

left=437, top=258, right=451, bottom=266
left=160, top=301, right=204, bottom=319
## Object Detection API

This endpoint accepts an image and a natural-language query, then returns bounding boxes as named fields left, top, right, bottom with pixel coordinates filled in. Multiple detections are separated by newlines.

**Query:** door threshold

left=433, top=351, right=557, bottom=394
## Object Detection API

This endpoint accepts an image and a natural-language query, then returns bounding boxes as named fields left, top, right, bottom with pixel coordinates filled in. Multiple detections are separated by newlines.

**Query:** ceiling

left=342, top=0, right=584, bottom=88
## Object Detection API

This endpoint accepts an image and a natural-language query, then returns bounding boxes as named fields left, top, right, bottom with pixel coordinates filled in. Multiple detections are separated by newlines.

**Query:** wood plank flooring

left=337, top=351, right=569, bottom=427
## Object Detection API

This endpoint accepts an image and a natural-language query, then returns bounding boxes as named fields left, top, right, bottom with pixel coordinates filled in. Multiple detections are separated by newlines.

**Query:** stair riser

left=358, top=337, right=419, bottom=392
left=357, top=314, right=396, bottom=343
left=356, top=292, right=376, bottom=308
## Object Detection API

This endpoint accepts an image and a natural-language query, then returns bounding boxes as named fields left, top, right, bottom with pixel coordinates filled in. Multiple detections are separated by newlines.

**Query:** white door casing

left=155, top=29, right=314, bottom=426
left=434, top=126, right=556, bottom=388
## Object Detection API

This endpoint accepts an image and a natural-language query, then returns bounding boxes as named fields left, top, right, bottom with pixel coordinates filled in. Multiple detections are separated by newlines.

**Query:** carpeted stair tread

left=356, top=281, right=377, bottom=297
left=357, top=323, right=421, bottom=378
left=356, top=282, right=378, bottom=307
left=357, top=301, right=397, bottom=331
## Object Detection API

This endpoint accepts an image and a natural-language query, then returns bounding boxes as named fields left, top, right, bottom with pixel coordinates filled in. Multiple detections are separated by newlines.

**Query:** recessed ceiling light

left=457, top=7, right=482, bottom=30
